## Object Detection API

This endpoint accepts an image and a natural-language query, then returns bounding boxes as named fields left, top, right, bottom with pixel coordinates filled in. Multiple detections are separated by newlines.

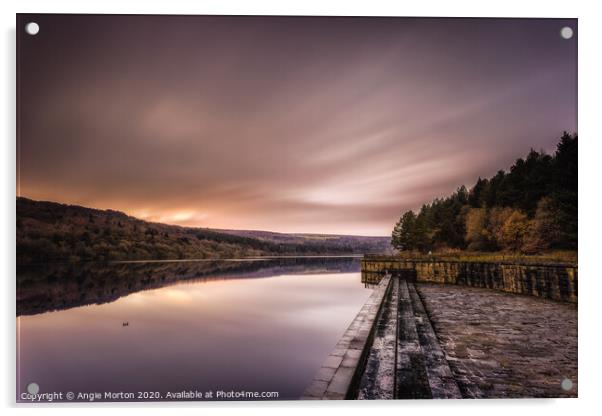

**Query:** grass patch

left=366, top=250, right=577, bottom=265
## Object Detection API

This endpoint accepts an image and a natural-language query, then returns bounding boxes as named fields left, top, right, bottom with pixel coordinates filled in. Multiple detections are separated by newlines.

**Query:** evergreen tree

left=392, top=211, right=416, bottom=251
left=391, top=218, right=403, bottom=249
left=391, top=132, right=577, bottom=253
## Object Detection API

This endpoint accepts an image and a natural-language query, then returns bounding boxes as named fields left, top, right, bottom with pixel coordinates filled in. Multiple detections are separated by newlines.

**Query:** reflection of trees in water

left=17, top=257, right=361, bottom=316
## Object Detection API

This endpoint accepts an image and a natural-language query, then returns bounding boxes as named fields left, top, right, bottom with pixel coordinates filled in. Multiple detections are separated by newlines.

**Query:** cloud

left=18, top=15, right=577, bottom=235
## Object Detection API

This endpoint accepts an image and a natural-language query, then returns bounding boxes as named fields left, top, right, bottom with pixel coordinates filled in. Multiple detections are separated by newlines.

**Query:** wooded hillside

left=391, top=133, right=577, bottom=254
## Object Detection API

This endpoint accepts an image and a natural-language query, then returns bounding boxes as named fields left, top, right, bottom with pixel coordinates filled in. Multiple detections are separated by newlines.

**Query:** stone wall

left=361, top=258, right=577, bottom=303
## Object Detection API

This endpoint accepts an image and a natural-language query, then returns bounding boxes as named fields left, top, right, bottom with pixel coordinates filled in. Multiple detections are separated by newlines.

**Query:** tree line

left=17, top=197, right=390, bottom=264
left=391, top=132, right=577, bottom=254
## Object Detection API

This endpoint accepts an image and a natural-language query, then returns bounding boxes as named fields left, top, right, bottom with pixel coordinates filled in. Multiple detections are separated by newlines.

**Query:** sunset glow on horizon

left=18, top=15, right=577, bottom=236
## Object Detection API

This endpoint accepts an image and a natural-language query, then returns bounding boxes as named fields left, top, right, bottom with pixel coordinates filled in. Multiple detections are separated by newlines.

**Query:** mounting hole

left=27, top=382, right=40, bottom=394
left=25, top=22, right=39, bottom=36
left=561, top=378, right=573, bottom=391
left=560, top=26, right=573, bottom=40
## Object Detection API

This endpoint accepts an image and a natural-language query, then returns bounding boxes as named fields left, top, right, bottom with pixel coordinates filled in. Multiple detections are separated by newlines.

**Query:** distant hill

left=215, top=228, right=392, bottom=253
left=16, top=198, right=392, bottom=264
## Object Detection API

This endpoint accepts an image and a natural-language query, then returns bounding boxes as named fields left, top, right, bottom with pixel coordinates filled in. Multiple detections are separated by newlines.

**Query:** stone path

left=416, top=283, right=578, bottom=398
left=356, top=277, right=399, bottom=399
left=408, top=283, right=462, bottom=398
left=357, top=279, right=461, bottom=399
left=304, top=278, right=577, bottom=400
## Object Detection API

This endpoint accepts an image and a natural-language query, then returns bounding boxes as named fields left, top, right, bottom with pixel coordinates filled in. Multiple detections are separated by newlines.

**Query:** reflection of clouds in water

left=18, top=269, right=370, bottom=398
left=154, top=289, right=195, bottom=304
left=17, top=257, right=361, bottom=316
left=117, top=273, right=371, bottom=335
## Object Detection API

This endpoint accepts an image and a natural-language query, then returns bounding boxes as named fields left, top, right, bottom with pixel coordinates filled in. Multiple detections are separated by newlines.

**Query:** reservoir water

left=17, top=257, right=372, bottom=401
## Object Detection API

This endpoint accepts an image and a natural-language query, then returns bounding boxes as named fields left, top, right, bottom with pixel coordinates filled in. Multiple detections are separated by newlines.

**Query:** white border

left=2, top=1, right=601, bottom=415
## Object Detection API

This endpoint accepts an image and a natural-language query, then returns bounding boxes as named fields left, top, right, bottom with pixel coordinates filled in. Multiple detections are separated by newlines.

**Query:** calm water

left=17, top=257, right=372, bottom=401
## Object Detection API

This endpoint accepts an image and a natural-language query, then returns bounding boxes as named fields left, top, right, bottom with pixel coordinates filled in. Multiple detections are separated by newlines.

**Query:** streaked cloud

left=18, top=15, right=577, bottom=235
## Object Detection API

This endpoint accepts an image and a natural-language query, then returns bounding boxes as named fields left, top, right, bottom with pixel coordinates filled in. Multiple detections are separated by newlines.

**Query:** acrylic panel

left=16, top=14, right=577, bottom=402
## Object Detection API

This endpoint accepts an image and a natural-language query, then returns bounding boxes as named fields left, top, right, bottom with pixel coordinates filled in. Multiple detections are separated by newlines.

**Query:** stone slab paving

left=407, top=283, right=462, bottom=399
left=416, top=283, right=578, bottom=398
left=357, top=277, right=399, bottom=399
left=395, top=280, right=432, bottom=399
left=357, top=279, right=461, bottom=400
left=302, top=276, right=392, bottom=399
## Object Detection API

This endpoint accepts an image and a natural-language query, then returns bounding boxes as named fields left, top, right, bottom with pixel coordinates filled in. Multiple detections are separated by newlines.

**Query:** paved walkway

left=357, top=279, right=461, bottom=399
left=304, top=278, right=577, bottom=400
left=416, top=283, right=578, bottom=398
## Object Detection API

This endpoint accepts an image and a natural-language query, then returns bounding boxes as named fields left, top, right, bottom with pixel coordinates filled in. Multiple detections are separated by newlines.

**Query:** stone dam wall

left=361, top=257, right=577, bottom=303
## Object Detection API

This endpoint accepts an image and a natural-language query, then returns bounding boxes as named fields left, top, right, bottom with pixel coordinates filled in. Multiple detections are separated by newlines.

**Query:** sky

left=17, top=15, right=577, bottom=236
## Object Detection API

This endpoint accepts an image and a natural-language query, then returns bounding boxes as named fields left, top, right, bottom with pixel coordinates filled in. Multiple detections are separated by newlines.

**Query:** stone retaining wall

left=361, top=258, right=577, bottom=303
